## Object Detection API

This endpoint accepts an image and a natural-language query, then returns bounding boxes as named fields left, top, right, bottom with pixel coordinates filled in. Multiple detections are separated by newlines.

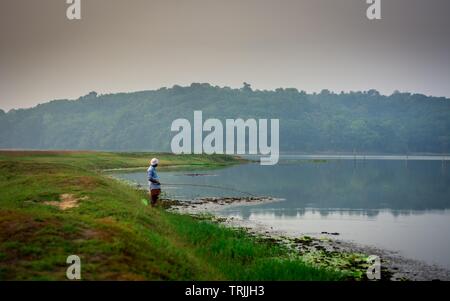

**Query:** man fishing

left=147, top=158, right=161, bottom=206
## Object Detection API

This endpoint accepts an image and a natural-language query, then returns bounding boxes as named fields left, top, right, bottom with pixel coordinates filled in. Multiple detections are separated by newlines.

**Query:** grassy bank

left=0, top=151, right=344, bottom=280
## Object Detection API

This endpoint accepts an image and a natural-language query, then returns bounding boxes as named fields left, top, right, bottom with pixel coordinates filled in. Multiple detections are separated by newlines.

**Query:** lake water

left=114, top=155, right=450, bottom=269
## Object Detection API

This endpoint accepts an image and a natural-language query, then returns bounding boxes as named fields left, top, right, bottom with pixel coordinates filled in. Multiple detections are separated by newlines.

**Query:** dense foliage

left=1, top=84, right=449, bottom=153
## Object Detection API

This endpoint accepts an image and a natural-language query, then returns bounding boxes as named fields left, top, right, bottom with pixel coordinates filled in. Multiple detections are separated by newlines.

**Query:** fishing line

left=160, top=182, right=257, bottom=197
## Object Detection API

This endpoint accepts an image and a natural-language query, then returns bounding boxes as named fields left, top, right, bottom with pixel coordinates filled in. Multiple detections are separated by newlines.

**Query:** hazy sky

left=1, top=0, right=450, bottom=111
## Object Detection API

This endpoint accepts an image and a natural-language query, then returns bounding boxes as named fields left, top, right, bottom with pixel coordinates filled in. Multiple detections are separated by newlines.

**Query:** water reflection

left=221, top=207, right=450, bottom=220
left=114, top=157, right=450, bottom=268
left=116, top=159, right=450, bottom=213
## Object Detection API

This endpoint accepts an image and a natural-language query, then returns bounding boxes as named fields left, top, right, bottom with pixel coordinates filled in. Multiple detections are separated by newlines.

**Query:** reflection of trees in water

left=231, top=207, right=446, bottom=220
left=251, top=160, right=450, bottom=211
left=232, top=208, right=380, bottom=220
left=117, top=160, right=450, bottom=213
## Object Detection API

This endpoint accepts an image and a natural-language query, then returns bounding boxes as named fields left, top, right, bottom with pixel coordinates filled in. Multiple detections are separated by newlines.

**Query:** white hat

left=150, top=158, right=159, bottom=166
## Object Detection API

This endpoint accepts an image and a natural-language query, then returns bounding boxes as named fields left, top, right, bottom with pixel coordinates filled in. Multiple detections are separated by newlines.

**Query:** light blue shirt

left=147, top=165, right=161, bottom=190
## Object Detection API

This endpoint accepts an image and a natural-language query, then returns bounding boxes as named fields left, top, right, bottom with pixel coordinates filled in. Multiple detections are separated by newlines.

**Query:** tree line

left=1, top=83, right=449, bottom=154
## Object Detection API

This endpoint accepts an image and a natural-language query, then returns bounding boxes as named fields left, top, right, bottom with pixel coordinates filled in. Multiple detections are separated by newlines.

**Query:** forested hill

left=1, top=83, right=450, bottom=154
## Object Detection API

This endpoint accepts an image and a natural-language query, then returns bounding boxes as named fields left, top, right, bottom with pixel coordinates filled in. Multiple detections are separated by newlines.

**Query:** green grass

left=0, top=151, right=344, bottom=280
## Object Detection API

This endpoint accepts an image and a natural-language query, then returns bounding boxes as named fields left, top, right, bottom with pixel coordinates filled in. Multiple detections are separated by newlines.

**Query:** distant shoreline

left=242, top=153, right=450, bottom=161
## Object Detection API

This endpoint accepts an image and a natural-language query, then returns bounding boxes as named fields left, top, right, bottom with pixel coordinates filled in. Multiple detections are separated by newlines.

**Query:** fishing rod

left=160, top=182, right=257, bottom=197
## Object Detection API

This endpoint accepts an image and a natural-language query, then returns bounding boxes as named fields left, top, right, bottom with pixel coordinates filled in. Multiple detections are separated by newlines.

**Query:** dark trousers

left=150, top=189, right=161, bottom=206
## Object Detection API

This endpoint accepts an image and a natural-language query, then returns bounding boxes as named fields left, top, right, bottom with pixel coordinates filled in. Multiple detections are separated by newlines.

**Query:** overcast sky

left=1, top=0, right=450, bottom=111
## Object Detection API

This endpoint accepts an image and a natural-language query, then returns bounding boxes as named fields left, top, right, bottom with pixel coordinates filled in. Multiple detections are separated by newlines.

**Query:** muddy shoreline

left=167, top=196, right=450, bottom=281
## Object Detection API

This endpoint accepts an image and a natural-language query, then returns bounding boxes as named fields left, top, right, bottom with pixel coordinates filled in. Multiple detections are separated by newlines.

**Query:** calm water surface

left=114, top=156, right=450, bottom=269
